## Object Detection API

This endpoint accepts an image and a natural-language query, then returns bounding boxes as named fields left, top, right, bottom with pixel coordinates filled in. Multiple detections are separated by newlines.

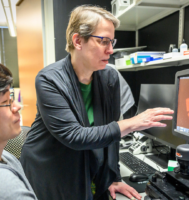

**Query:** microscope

left=145, top=144, right=189, bottom=200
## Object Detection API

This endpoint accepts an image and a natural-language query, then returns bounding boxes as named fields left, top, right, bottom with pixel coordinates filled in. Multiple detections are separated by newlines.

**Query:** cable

left=152, top=140, right=169, bottom=155
left=133, top=103, right=139, bottom=116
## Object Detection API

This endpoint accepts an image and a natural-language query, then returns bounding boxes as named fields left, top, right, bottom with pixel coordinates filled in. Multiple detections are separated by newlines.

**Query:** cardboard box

left=184, top=50, right=189, bottom=55
left=130, top=52, right=165, bottom=64
left=163, top=52, right=182, bottom=59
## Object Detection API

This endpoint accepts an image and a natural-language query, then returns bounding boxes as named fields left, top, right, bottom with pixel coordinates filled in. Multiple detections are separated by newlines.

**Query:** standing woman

left=21, top=5, right=173, bottom=200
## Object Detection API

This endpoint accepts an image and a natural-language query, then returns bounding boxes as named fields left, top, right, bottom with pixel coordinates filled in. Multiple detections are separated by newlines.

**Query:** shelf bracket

left=178, top=8, right=185, bottom=48
left=135, top=30, right=138, bottom=47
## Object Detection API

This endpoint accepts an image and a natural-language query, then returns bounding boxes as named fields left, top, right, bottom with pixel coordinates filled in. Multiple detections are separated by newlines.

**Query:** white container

left=111, top=0, right=130, bottom=16
left=115, top=58, right=125, bottom=66
left=180, top=39, right=188, bottom=55
left=115, top=56, right=131, bottom=68
left=172, top=47, right=178, bottom=52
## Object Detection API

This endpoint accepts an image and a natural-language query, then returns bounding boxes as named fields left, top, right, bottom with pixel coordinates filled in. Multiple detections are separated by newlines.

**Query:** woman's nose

left=12, top=101, right=22, bottom=113
left=106, top=43, right=114, bottom=55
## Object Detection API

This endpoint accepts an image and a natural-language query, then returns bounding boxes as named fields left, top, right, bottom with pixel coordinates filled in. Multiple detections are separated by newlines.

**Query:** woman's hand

left=108, top=182, right=142, bottom=200
left=118, top=107, right=174, bottom=138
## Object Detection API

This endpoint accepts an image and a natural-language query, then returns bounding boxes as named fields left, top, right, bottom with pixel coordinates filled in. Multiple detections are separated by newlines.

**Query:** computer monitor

left=172, top=69, right=189, bottom=142
left=137, top=84, right=185, bottom=149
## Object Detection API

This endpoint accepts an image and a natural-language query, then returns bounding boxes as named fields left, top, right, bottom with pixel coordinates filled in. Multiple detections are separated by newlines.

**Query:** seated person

left=0, top=63, right=38, bottom=200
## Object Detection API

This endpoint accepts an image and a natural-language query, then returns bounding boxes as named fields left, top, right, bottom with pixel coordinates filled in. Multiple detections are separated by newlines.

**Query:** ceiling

left=0, top=0, right=18, bottom=27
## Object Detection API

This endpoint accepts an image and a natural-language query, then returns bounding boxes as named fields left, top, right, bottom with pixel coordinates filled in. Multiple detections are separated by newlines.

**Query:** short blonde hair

left=65, top=5, right=120, bottom=53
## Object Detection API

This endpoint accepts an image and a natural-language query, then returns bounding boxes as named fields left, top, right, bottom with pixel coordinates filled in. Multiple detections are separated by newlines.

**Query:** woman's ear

left=72, top=33, right=82, bottom=50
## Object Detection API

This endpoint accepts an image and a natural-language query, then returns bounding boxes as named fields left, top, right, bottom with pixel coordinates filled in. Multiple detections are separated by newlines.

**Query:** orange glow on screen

left=186, top=98, right=189, bottom=117
left=177, top=78, right=189, bottom=129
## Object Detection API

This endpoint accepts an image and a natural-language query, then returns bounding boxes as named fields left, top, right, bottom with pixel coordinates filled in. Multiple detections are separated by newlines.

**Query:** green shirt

left=80, top=82, right=94, bottom=126
left=80, top=82, right=95, bottom=195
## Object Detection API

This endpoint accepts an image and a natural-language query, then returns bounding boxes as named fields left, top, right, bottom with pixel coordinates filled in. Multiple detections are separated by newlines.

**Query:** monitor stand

left=145, top=148, right=176, bottom=169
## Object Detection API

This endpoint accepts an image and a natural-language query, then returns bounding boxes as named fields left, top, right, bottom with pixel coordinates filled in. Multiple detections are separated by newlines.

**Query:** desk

left=115, top=192, right=147, bottom=200
left=115, top=149, right=168, bottom=200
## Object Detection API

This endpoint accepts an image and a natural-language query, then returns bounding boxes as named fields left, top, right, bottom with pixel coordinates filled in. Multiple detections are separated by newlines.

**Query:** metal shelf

left=113, top=46, right=146, bottom=53
left=116, top=0, right=189, bottom=31
left=116, top=55, right=189, bottom=71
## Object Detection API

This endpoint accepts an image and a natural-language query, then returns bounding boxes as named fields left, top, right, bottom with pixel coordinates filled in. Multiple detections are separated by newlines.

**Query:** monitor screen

left=173, top=69, right=189, bottom=141
left=137, top=84, right=185, bottom=149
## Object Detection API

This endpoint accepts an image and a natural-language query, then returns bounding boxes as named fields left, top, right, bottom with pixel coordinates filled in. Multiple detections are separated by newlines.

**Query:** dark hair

left=0, top=63, right=13, bottom=94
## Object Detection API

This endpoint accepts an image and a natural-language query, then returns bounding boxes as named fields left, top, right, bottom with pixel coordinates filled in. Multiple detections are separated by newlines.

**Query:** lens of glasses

left=101, top=38, right=110, bottom=46
left=9, top=95, right=14, bottom=111
left=112, top=39, right=117, bottom=48
left=101, top=38, right=116, bottom=48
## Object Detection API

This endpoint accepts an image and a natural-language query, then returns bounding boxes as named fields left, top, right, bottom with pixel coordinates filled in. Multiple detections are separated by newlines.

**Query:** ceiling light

left=2, top=0, right=9, bottom=7
left=1, top=0, right=17, bottom=37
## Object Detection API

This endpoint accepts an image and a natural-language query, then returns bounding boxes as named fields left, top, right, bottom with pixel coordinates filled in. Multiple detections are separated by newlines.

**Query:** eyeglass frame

left=88, top=35, right=117, bottom=48
left=0, top=93, right=14, bottom=111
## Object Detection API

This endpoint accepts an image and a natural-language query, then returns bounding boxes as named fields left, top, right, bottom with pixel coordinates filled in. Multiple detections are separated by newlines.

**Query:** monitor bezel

left=139, top=130, right=177, bottom=149
left=172, top=69, right=189, bottom=142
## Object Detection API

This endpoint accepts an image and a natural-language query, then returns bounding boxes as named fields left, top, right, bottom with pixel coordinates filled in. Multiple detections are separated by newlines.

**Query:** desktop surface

left=111, top=192, right=147, bottom=200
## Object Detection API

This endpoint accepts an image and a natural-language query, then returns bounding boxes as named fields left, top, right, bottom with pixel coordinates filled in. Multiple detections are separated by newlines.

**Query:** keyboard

left=119, top=152, right=156, bottom=174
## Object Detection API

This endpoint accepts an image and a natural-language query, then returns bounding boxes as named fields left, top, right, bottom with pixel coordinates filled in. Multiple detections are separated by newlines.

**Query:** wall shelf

left=116, top=55, right=189, bottom=71
left=116, top=0, right=189, bottom=31
left=113, top=46, right=147, bottom=53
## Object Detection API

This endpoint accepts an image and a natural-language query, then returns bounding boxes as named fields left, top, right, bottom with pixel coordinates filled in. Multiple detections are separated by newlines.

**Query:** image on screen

left=176, top=77, right=189, bottom=133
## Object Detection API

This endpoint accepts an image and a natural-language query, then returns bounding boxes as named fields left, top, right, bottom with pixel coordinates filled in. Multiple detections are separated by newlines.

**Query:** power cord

left=152, top=140, right=170, bottom=155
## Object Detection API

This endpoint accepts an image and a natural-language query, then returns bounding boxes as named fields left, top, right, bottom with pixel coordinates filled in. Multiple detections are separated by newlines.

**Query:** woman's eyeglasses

left=89, top=35, right=117, bottom=48
left=0, top=94, right=14, bottom=111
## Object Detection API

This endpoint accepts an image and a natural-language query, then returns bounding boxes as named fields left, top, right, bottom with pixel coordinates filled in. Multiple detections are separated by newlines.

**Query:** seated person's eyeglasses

left=0, top=94, right=14, bottom=111
left=89, top=35, right=117, bottom=48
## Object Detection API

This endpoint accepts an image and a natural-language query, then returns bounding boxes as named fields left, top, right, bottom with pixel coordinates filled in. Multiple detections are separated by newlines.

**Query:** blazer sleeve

left=35, top=73, right=121, bottom=151
left=115, top=142, right=122, bottom=182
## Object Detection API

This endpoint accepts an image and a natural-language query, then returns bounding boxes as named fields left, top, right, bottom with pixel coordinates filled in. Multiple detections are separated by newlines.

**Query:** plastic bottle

left=180, top=39, right=188, bottom=54
left=172, top=44, right=178, bottom=52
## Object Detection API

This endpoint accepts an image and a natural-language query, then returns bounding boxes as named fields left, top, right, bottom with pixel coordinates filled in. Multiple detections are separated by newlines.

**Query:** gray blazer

left=21, top=54, right=125, bottom=200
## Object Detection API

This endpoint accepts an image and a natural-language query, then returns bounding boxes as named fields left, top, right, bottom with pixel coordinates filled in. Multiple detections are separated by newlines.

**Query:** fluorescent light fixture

left=2, top=0, right=9, bottom=6
left=1, top=0, right=17, bottom=37
left=4, top=7, right=16, bottom=36
left=10, top=0, right=17, bottom=23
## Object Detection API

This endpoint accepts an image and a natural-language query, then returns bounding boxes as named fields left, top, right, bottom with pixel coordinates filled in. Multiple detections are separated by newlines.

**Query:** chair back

left=4, top=126, right=31, bottom=159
